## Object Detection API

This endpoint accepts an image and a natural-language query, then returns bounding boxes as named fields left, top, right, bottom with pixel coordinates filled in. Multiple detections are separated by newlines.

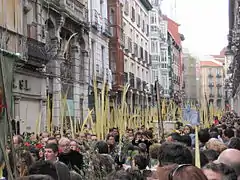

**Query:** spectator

left=203, top=162, right=237, bottom=180
left=228, top=137, right=240, bottom=150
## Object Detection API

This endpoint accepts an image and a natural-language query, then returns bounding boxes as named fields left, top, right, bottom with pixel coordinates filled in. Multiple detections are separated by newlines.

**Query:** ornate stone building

left=0, top=0, right=89, bottom=133
left=88, top=0, right=112, bottom=111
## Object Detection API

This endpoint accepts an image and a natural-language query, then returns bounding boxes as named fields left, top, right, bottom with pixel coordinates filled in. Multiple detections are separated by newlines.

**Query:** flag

left=183, top=106, right=200, bottom=126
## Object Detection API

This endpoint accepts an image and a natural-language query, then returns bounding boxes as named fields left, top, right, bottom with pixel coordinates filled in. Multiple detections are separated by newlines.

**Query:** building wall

left=183, top=52, right=197, bottom=102
left=200, top=65, right=224, bottom=108
left=122, top=0, right=151, bottom=83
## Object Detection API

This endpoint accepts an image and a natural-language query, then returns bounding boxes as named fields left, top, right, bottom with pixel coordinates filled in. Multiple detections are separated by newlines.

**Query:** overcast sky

left=161, top=0, right=229, bottom=56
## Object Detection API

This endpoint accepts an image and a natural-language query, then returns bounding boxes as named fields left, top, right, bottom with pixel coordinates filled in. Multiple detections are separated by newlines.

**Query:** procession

left=1, top=0, right=240, bottom=179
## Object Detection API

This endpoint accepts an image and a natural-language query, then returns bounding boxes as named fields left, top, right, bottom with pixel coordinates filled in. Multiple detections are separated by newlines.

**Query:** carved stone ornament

left=23, top=0, right=32, bottom=14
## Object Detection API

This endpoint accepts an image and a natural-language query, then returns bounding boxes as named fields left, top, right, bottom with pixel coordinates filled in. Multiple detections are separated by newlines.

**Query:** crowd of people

left=1, top=122, right=240, bottom=180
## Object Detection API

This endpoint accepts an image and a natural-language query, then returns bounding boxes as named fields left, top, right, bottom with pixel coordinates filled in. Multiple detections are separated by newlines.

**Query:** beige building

left=200, top=59, right=224, bottom=109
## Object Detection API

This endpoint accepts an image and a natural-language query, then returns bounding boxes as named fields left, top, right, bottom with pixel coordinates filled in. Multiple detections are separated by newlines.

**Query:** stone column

left=14, top=96, right=21, bottom=122
left=71, top=39, right=81, bottom=124
left=82, top=49, right=89, bottom=122
left=41, top=99, right=47, bottom=132
left=51, top=37, right=62, bottom=129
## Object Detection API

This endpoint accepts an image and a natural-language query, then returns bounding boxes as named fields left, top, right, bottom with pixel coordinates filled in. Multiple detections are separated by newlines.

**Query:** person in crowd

left=106, top=134, right=118, bottom=158
left=217, top=148, right=240, bottom=176
left=16, top=174, right=55, bottom=180
left=203, top=162, right=237, bottom=180
left=222, top=127, right=235, bottom=144
left=165, top=133, right=182, bottom=143
left=16, top=150, right=34, bottom=177
left=157, top=164, right=208, bottom=180
left=228, top=137, right=240, bottom=150
left=149, top=144, right=160, bottom=170
left=202, top=149, right=219, bottom=162
left=47, top=137, right=58, bottom=145
left=198, top=129, right=211, bottom=150
left=44, top=143, right=70, bottom=180
left=70, top=140, right=79, bottom=152
left=158, top=142, right=193, bottom=166
left=29, top=160, right=59, bottom=180
left=58, top=137, right=83, bottom=171
left=205, top=138, right=227, bottom=154
left=13, top=135, right=24, bottom=149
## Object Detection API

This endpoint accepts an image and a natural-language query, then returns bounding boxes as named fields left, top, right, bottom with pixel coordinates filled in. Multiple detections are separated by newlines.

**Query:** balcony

left=144, top=50, right=148, bottom=63
left=127, top=37, right=132, bottom=53
left=216, top=83, right=222, bottom=87
left=137, top=14, right=141, bottom=27
left=143, top=81, right=147, bottom=91
left=150, top=84, right=154, bottom=94
left=209, top=94, right=214, bottom=98
left=217, top=94, right=223, bottom=98
left=208, top=73, right=214, bottom=78
left=208, top=82, right=214, bottom=87
left=139, top=47, right=144, bottom=60
left=216, top=73, right=222, bottom=78
left=133, top=43, right=138, bottom=57
left=136, top=77, right=142, bottom=91
left=91, top=9, right=99, bottom=30
left=52, top=0, right=88, bottom=23
left=96, top=70, right=104, bottom=82
left=102, top=18, right=112, bottom=37
left=129, top=72, right=135, bottom=88
left=123, top=72, right=128, bottom=85
left=120, top=30, right=125, bottom=47
left=124, top=1, right=129, bottom=15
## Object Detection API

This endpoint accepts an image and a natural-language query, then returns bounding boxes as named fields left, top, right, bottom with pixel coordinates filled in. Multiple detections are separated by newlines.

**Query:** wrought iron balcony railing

left=102, top=18, right=112, bottom=37
left=216, top=73, right=222, bottom=78
left=208, top=73, right=214, bottom=78
left=208, top=82, right=214, bottom=87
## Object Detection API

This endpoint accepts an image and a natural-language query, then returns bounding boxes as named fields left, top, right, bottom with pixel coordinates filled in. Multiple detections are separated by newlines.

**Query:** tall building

left=149, top=0, right=169, bottom=97
left=109, top=0, right=153, bottom=108
left=200, top=59, right=224, bottom=108
left=88, top=0, right=112, bottom=110
left=164, top=16, right=184, bottom=97
left=0, top=0, right=89, bottom=133
left=183, top=48, right=197, bottom=103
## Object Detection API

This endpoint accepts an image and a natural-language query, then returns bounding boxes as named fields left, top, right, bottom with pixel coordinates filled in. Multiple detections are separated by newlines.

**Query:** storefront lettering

left=13, top=79, right=31, bottom=91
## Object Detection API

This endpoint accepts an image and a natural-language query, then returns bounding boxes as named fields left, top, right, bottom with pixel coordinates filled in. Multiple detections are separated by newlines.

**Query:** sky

left=161, top=0, right=229, bottom=56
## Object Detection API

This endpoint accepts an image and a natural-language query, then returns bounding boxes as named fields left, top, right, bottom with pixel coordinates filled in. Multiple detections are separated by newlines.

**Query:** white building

left=149, top=0, right=169, bottom=97
left=122, top=0, right=153, bottom=107
left=88, top=0, right=112, bottom=109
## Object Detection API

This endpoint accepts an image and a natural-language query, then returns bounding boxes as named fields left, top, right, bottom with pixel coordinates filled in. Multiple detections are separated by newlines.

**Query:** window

left=100, top=0, right=104, bottom=17
left=209, top=87, right=213, bottom=94
left=216, top=68, right=221, bottom=75
left=161, top=51, right=167, bottom=62
left=101, top=46, right=105, bottom=71
left=208, top=68, right=212, bottom=73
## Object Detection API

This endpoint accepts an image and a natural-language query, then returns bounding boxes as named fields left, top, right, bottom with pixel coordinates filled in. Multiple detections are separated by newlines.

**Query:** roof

left=200, top=61, right=222, bottom=67
left=163, top=16, right=181, bottom=47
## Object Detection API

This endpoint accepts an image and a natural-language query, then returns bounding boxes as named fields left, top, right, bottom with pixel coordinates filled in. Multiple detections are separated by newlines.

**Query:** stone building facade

left=121, top=0, right=153, bottom=109
left=88, top=0, right=112, bottom=110
left=149, top=0, right=169, bottom=97
left=0, top=0, right=89, bottom=133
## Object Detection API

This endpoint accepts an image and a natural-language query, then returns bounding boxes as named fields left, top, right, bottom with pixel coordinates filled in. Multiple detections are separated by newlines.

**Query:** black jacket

left=59, top=150, right=83, bottom=171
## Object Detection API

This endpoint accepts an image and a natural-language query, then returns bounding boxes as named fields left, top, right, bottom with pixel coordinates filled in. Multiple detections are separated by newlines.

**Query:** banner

left=183, top=105, right=200, bottom=125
